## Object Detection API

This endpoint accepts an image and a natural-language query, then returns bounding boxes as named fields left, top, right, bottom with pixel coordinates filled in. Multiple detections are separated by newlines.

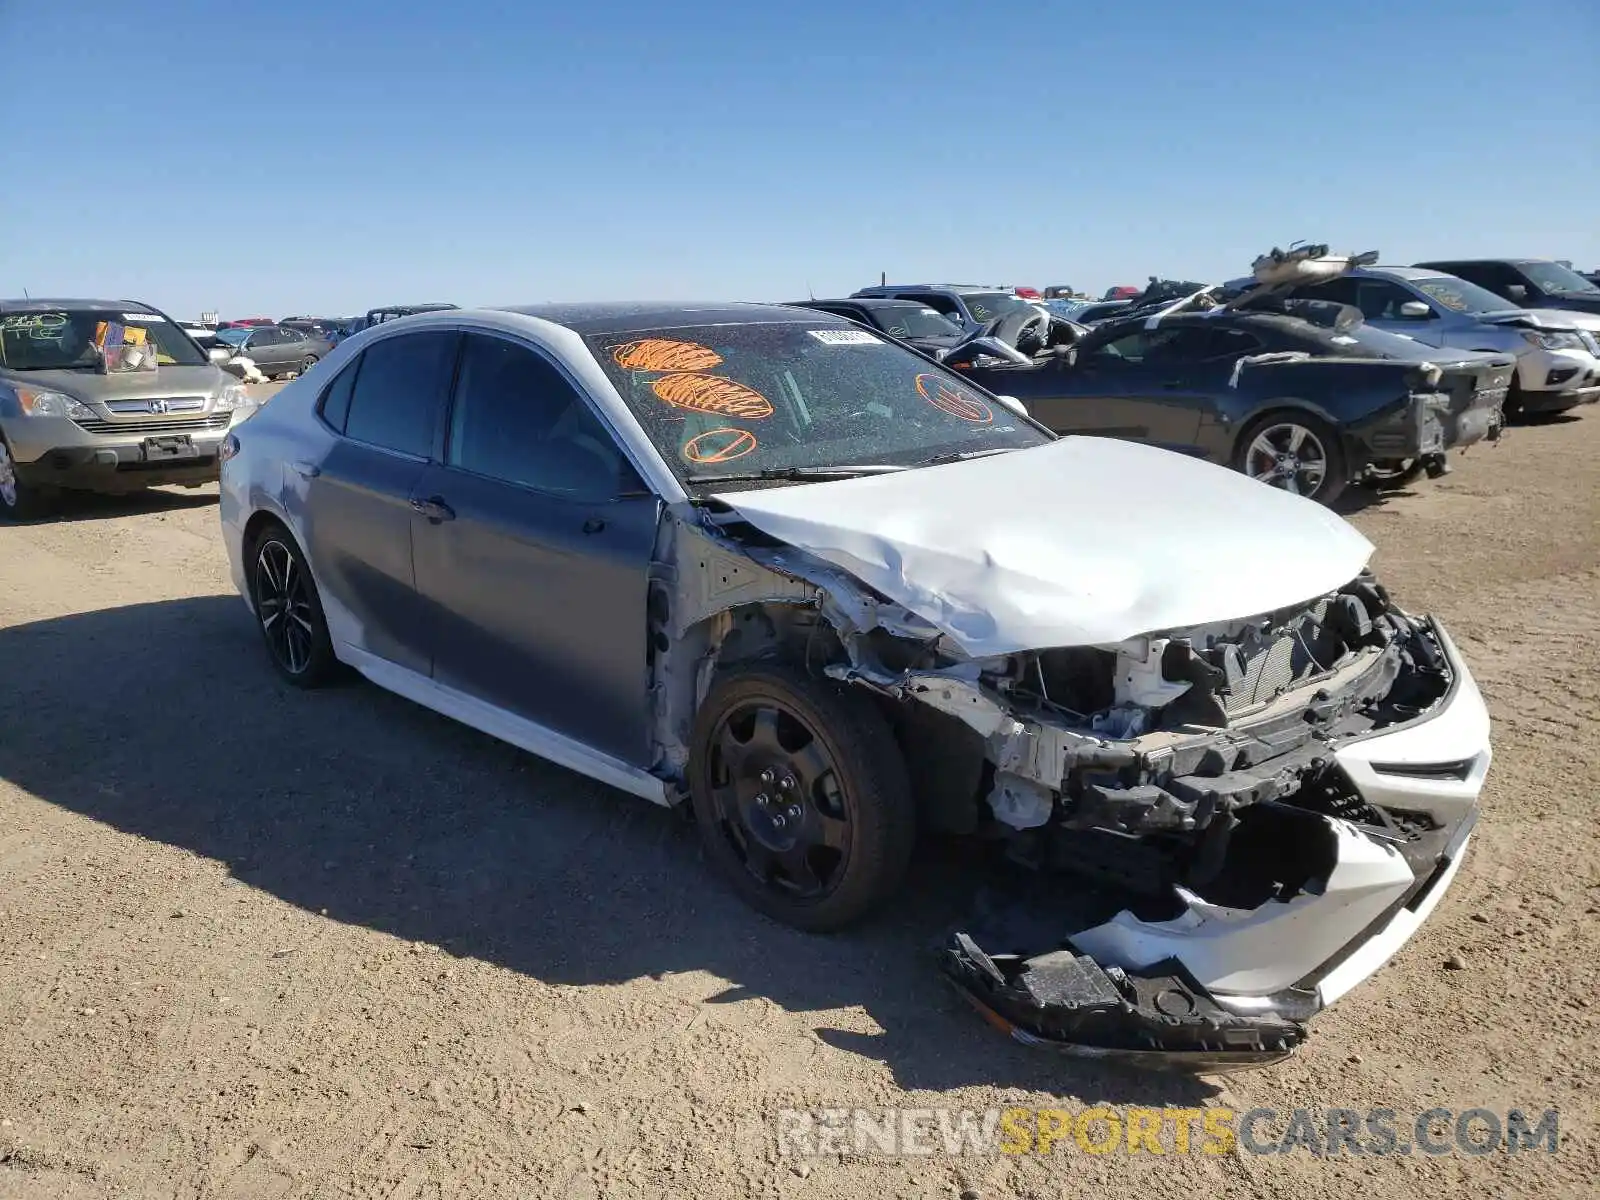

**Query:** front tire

left=297, top=356, right=318, bottom=376
left=0, top=437, right=52, bottom=521
left=246, top=521, right=337, bottom=687
left=688, top=662, right=915, bottom=931
left=1234, top=410, right=1347, bottom=504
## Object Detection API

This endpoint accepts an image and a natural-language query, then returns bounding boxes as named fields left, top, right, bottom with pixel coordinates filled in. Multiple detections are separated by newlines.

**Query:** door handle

left=1161, top=380, right=1182, bottom=390
left=582, top=517, right=606, bottom=535
left=410, top=495, right=455, bottom=522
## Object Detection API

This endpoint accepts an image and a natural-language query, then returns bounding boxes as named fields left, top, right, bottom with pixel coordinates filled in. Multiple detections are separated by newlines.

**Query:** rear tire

left=688, top=662, right=915, bottom=931
left=1233, top=410, right=1347, bottom=504
left=245, top=520, right=338, bottom=687
left=0, top=437, right=52, bottom=521
left=297, top=356, right=317, bottom=376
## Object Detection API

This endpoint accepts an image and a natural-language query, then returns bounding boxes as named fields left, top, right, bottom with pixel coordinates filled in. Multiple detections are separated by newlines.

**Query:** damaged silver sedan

left=218, top=302, right=1491, bottom=1067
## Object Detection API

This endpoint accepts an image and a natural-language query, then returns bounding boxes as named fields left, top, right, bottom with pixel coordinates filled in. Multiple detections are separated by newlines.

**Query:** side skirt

left=338, top=643, right=672, bottom=807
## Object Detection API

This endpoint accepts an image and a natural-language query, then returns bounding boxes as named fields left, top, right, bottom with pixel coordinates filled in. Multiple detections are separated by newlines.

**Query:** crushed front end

left=830, top=572, right=1490, bottom=1067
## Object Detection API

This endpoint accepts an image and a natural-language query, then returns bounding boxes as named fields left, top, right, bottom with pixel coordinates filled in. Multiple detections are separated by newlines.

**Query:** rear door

left=302, top=328, right=459, bottom=674
left=409, top=332, right=660, bottom=765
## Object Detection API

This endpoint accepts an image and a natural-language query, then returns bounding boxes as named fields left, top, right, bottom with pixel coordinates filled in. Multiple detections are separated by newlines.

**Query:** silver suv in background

left=1283, top=267, right=1600, bottom=418
left=0, top=299, right=251, bottom=518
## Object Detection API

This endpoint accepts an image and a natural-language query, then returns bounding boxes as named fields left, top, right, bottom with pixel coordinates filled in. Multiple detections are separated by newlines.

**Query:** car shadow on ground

left=18, top=486, right=218, bottom=525
left=0, top=595, right=1219, bottom=1106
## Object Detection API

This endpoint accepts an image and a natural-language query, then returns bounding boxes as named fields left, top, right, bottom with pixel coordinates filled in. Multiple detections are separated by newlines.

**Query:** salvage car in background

left=848, top=284, right=1039, bottom=333
left=219, top=301, right=1491, bottom=1064
left=788, top=297, right=965, bottom=354
left=1281, top=266, right=1600, bottom=418
left=1, top=299, right=250, bottom=517
left=214, top=324, right=331, bottom=380
left=1413, top=258, right=1600, bottom=317
left=951, top=297, right=1512, bottom=503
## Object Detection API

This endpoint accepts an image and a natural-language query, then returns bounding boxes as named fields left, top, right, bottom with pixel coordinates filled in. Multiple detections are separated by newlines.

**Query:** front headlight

left=213, top=383, right=250, bottom=413
left=1521, top=329, right=1581, bottom=351
left=15, top=387, right=95, bottom=420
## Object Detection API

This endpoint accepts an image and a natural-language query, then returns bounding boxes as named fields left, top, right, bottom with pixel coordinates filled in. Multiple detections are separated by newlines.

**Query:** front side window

left=0, top=308, right=206, bottom=370
left=342, top=330, right=457, bottom=457
left=447, top=334, right=630, bottom=499
left=586, top=322, right=1050, bottom=487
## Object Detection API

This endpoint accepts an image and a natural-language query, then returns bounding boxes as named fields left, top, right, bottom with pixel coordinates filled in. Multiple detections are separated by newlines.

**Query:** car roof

left=495, top=301, right=843, bottom=335
left=1349, top=266, right=1445, bottom=281
left=801, top=297, right=939, bottom=310
left=0, top=297, right=162, bottom=313
left=1415, top=257, right=1552, bottom=267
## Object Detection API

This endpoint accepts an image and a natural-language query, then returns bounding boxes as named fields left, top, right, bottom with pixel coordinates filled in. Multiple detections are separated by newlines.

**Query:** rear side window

left=343, top=330, right=458, bottom=457
left=317, top=355, right=361, bottom=432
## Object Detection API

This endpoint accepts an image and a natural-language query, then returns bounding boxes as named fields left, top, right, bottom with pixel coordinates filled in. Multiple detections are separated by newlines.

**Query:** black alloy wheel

left=689, top=664, right=914, bottom=931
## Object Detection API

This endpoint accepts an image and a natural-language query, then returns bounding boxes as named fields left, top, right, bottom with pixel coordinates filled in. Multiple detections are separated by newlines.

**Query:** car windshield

left=586, top=321, right=1051, bottom=488
left=215, top=327, right=251, bottom=346
left=0, top=309, right=206, bottom=370
left=961, top=292, right=1035, bottom=323
left=1412, top=276, right=1521, bottom=316
left=874, top=307, right=962, bottom=339
left=1518, top=261, right=1600, bottom=296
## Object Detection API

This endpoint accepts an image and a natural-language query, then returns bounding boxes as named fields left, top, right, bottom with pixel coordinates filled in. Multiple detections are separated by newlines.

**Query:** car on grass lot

left=951, top=300, right=1514, bottom=504
left=848, top=284, right=1040, bottom=333
left=1, top=299, right=251, bottom=518
left=219, top=302, right=1491, bottom=1065
left=787, top=297, right=965, bottom=355
left=214, top=323, right=332, bottom=380
left=1413, top=258, right=1600, bottom=317
left=1280, top=266, right=1600, bottom=419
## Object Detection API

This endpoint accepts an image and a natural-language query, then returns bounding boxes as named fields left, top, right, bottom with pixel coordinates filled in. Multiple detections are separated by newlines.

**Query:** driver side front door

left=408, top=332, right=661, bottom=766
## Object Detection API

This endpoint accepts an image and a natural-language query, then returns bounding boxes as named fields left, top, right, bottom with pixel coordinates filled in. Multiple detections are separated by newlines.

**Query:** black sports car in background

left=956, top=302, right=1514, bottom=503
left=788, top=297, right=967, bottom=355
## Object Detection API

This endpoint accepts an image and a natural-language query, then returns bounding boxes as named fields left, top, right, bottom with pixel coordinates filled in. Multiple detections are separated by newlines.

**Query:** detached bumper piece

left=942, top=933, right=1305, bottom=1071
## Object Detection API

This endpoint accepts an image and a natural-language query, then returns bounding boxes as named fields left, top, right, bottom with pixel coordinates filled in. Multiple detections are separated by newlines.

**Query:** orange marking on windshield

left=651, top=372, right=774, bottom=419
left=612, top=338, right=724, bottom=372
left=915, top=373, right=993, bottom=424
left=683, top=427, right=758, bottom=464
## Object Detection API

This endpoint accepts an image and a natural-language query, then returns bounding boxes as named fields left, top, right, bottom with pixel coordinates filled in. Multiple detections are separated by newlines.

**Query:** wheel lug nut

left=787, top=806, right=801, bottom=820
left=781, top=774, right=797, bottom=791
left=759, top=768, right=776, bottom=785
left=772, top=814, right=786, bottom=829
left=755, top=793, right=770, bottom=808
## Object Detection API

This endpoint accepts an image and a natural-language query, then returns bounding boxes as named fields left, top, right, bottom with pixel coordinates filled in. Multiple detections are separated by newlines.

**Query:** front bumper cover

left=942, top=623, right=1488, bottom=1068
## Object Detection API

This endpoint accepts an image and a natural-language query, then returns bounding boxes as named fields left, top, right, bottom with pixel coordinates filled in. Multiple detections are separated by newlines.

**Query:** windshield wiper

left=911, top=447, right=1019, bottom=468
left=686, top=464, right=907, bottom=485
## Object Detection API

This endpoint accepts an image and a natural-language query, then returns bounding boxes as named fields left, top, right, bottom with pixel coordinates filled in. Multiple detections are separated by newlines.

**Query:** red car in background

left=217, top=317, right=275, bottom=330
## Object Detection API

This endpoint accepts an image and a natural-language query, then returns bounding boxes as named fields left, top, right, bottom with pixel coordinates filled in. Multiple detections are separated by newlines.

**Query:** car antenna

left=22, top=287, right=29, bottom=299
left=807, top=281, right=814, bottom=300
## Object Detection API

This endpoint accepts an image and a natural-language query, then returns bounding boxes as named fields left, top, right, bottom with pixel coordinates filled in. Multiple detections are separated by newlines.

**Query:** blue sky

left=3, top=0, right=1597, bottom=319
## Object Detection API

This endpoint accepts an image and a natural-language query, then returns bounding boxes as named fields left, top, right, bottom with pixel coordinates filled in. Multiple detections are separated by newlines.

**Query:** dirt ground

left=1, top=394, right=1597, bottom=1199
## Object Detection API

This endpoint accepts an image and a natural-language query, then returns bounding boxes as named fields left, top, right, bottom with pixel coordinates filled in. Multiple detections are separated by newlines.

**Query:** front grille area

left=73, top=411, right=231, bottom=436
left=104, top=395, right=207, bottom=414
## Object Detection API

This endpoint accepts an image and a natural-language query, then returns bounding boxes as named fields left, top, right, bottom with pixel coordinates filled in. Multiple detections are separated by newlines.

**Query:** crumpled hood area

left=717, top=437, right=1374, bottom=657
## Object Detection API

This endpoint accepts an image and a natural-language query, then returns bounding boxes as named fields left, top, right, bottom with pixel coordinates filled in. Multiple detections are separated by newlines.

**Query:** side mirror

left=1505, top=284, right=1528, bottom=303
left=1398, top=301, right=1433, bottom=320
left=993, top=394, right=1029, bottom=419
left=208, top=347, right=231, bottom=364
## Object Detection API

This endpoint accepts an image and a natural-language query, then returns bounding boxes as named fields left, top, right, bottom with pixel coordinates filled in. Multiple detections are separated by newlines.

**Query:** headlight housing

left=213, top=383, right=250, bottom=413
left=1521, top=329, right=1582, bottom=351
left=15, top=387, right=95, bottom=420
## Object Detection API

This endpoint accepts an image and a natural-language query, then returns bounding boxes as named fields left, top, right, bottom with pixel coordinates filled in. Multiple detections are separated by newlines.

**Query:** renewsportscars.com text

left=776, top=1106, right=1561, bottom=1158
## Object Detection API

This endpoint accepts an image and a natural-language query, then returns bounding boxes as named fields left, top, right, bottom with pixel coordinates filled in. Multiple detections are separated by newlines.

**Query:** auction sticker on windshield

left=807, top=329, right=881, bottom=345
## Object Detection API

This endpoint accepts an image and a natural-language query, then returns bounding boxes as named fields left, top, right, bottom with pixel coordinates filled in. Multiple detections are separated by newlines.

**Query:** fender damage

left=652, top=442, right=1489, bottom=1066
